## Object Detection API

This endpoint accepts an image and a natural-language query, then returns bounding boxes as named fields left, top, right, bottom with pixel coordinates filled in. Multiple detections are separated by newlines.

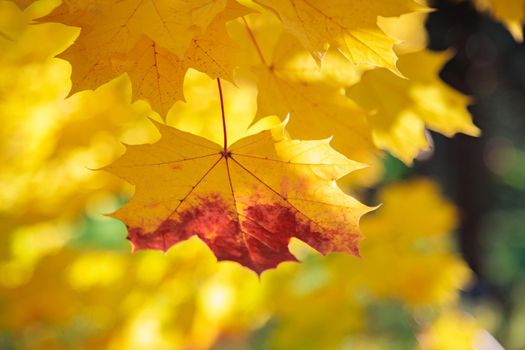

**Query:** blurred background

left=422, top=0, right=525, bottom=346
left=1, top=0, right=525, bottom=349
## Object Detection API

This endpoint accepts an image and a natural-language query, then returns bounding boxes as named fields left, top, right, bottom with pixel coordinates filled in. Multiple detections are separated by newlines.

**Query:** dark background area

left=401, top=0, right=525, bottom=345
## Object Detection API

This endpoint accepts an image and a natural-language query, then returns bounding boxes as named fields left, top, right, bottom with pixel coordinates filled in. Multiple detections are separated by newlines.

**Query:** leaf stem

left=242, top=17, right=267, bottom=66
left=217, top=78, right=228, bottom=150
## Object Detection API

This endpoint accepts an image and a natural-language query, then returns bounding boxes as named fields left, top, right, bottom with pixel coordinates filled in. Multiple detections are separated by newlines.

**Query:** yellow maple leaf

left=109, top=36, right=187, bottom=117
left=347, top=50, right=480, bottom=164
left=230, top=14, right=374, bottom=161
left=253, top=0, right=425, bottom=73
left=254, top=34, right=374, bottom=159
left=183, top=1, right=249, bottom=82
left=110, top=0, right=249, bottom=116
left=47, top=0, right=226, bottom=56
left=107, top=112, right=371, bottom=273
left=43, top=0, right=246, bottom=115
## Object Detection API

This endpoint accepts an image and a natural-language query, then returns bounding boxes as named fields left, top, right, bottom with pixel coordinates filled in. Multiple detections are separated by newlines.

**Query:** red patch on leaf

left=127, top=194, right=360, bottom=274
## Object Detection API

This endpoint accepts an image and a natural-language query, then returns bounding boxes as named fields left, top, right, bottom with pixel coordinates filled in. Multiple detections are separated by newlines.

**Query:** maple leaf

left=43, top=0, right=247, bottom=115
left=110, top=36, right=187, bottom=117
left=347, top=50, right=480, bottom=163
left=47, top=0, right=226, bottom=55
left=182, top=2, right=248, bottom=82
left=253, top=0, right=424, bottom=73
left=111, top=0, right=249, bottom=115
left=107, top=81, right=371, bottom=274
left=230, top=14, right=374, bottom=161
left=251, top=31, right=374, bottom=160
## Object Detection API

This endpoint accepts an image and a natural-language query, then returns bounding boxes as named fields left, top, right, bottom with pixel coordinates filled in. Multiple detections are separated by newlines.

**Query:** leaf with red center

left=107, top=113, right=371, bottom=274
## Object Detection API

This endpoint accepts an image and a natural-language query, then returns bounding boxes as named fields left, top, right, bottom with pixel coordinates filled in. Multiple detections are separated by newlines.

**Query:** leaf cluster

left=24, top=0, right=479, bottom=272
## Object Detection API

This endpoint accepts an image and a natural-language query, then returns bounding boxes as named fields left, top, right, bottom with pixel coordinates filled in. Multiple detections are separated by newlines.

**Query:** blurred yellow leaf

left=358, top=179, right=471, bottom=305
left=0, top=0, right=152, bottom=229
left=418, top=309, right=482, bottom=350
left=348, top=50, right=480, bottom=163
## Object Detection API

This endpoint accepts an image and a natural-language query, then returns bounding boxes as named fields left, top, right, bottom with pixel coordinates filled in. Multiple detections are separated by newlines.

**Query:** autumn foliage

left=11, top=0, right=479, bottom=273
left=4, top=0, right=520, bottom=347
